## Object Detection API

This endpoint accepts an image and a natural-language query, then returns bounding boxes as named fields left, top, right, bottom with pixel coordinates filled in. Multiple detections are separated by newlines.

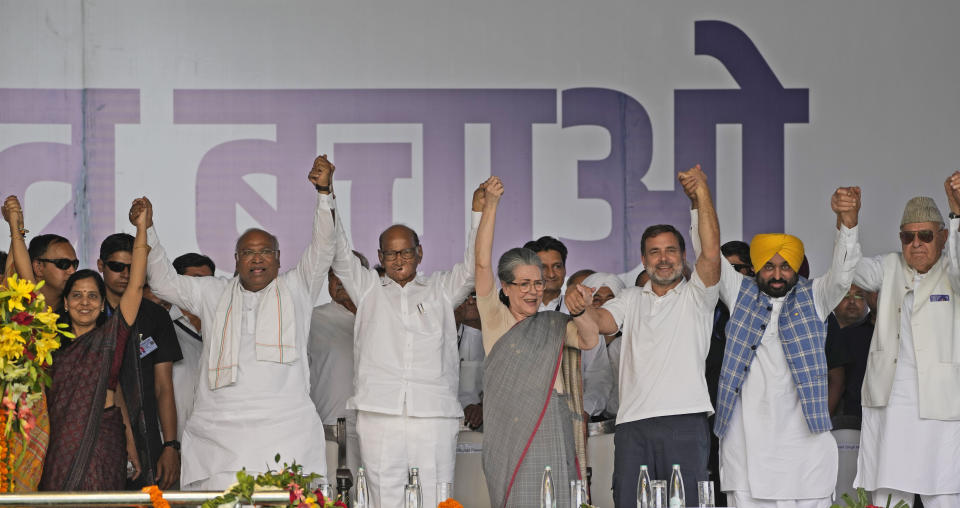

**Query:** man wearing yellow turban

left=691, top=186, right=863, bottom=507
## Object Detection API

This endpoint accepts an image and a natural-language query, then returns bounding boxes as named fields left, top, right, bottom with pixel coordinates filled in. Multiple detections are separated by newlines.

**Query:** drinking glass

left=436, top=482, right=453, bottom=503
left=697, top=480, right=715, bottom=508
left=569, top=480, right=587, bottom=507
left=315, top=482, right=334, bottom=502
left=404, top=484, right=421, bottom=508
left=649, top=480, right=668, bottom=508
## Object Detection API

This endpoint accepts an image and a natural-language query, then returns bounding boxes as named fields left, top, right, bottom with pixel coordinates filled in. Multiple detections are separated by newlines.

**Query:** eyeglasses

left=104, top=260, right=131, bottom=273
left=236, top=248, right=279, bottom=259
left=731, top=263, right=755, bottom=276
left=38, top=258, right=79, bottom=270
left=506, top=280, right=545, bottom=292
left=381, top=247, right=418, bottom=261
left=842, top=293, right=865, bottom=301
left=899, top=230, right=936, bottom=244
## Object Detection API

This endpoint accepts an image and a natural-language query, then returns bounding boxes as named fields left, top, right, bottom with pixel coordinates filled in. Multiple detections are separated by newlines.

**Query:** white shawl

left=208, top=277, right=297, bottom=389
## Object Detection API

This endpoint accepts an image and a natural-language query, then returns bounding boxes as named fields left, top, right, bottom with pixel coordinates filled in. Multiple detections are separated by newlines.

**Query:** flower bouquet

left=0, top=275, right=71, bottom=491
left=203, top=454, right=344, bottom=508
left=831, top=488, right=910, bottom=508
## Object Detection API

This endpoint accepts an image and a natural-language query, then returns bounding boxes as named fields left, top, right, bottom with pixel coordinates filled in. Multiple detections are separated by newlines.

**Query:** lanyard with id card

left=138, top=333, right=159, bottom=358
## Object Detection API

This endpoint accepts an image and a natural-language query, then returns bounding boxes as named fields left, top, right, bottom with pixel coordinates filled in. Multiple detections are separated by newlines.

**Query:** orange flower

left=438, top=499, right=463, bottom=508
left=0, top=410, right=10, bottom=493
left=141, top=485, right=171, bottom=508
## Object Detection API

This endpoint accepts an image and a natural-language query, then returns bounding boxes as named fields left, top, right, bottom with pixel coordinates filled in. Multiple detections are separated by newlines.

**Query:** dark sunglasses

left=39, top=258, right=79, bottom=270
left=104, top=260, right=132, bottom=273
left=899, top=230, right=936, bottom=245
left=731, top=263, right=755, bottom=276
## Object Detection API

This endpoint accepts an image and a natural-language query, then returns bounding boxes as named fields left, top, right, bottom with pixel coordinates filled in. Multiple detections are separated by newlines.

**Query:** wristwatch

left=161, top=440, right=181, bottom=452
left=950, top=212, right=960, bottom=219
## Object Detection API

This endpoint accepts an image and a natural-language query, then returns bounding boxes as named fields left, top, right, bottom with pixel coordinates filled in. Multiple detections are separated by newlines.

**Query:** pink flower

left=2, top=397, right=15, bottom=411
left=288, top=481, right=304, bottom=502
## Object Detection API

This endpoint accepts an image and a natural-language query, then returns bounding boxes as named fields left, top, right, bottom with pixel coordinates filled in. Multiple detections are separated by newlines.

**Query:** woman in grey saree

left=473, top=177, right=599, bottom=508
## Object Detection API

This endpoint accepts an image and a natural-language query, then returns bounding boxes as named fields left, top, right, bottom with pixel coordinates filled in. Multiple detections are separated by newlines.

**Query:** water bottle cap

left=545, top=466, right=552, bottom=471
left=672, top=464, right=680, bottom=467
left=358, top=466, right=364, bottom=472
left=640, top=464, right=648, bottom=470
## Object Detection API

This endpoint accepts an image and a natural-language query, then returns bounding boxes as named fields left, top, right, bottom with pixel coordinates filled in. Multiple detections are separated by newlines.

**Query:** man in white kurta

left=308, top=260, right=366, bottom=478
left=144, top=157, right=336, bottom=490
left=852, top=184, right=960, bottom=508
left=699, top=188, right=862, bottom=508
left=326, top=182, right=481, bottom=508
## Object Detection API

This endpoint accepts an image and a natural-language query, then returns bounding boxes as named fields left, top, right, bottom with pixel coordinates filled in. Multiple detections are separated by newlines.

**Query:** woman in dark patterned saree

left=32, top=198, right=153, bottom=490
left=473, top=176, right=599, bottom=508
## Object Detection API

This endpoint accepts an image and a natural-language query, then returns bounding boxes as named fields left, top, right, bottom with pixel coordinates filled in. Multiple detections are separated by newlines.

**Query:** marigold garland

left=0, top=410, right=9, bottom=493
left=438, top=499, right=463, bottom=508
left=141, top=485, right=171, bottom=508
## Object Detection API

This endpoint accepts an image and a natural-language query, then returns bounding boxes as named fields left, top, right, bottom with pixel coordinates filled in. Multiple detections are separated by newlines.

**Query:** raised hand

left=309, top=154, right=335, bottom=193
left=2, top=195, right=24, bottom=230
left=565, top=284, right=595, bottom=316
left=678, top=164, right=707, bottom=205
left=472, top=182, right=486, bottom=212
left=483, top=176, right=504, bottom=205
left=831, top=186, right=861, bottom=229
left=128, top=197, right=154, bottom=229
left=945, top=171, right=960, bottom=214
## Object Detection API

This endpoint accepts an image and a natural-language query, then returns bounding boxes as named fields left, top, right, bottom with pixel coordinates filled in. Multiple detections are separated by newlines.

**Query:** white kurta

left=581, top=337, right=613, bottom=417
left=855, top=283, right=960, bottom=494
left=457, top=324, right=484, bottom=408
left=169, top=306, right=202, bottom=442
left=307, top=302, right=356, bottom=425
left=146, top=193, right=335, bottom=489
left=605, top=335, right=622, bottom=416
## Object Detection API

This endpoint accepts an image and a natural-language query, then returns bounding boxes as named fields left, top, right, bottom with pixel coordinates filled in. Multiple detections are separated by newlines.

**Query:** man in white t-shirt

left=568, top=165, right=721, bottom=506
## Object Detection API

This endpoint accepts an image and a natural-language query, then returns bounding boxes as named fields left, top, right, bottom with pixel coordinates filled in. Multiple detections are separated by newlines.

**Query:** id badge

left=139, top=336, right=159, bottom=358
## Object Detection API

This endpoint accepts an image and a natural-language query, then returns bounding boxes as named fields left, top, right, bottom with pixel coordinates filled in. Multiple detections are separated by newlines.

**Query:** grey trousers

left=612, top=412, right=710, bottom=508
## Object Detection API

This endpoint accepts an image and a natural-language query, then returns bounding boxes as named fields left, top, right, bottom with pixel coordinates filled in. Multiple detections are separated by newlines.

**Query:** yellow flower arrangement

left=0, top=275, right=73, bottom=439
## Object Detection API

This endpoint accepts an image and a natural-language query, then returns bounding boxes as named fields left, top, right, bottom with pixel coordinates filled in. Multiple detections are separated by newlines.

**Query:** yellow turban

left=749, top=234, right=805, bottom=274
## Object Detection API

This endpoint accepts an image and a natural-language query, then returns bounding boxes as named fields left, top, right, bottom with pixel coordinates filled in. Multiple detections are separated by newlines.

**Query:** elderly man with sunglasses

left=324, top=173, right=484, bottom=508
left=141, top=155, right=337, bottom=491
left=852, top=174, right=960, bottom=507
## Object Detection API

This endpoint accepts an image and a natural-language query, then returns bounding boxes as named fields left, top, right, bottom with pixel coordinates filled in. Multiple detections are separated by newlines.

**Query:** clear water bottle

left=668, top=464, right=685, bottom=508
left=541, top=466, right=556, bottom=508
left=408, top=467, right=422, bottom=507
left=354, top=467, right=370, bottom=508
left=636, top=464, right=652, bottom=508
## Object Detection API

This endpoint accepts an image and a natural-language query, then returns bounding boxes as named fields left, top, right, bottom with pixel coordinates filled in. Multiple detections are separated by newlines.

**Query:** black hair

left=173, top=252, right=217, bottom=275
left=566, top=269, right=596, bottom=288
left=0, top=251, right=6, bottom=270
left=378, top=225, right=420, bottom=251
left=522, top=236, right=568, bottom=265
left=59, top=269, right=109, bottom=330
left=99, top=233, right=134, bottom=261
left=640, top=225, right=685, bottom=256
left=28, top=234, right=71, bottom=260
left=721, top=241, right=751, bottom=266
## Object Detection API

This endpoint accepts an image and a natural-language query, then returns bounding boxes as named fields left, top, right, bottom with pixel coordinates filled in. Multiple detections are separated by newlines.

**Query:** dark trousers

left=612, top=412, right=709, bottom=508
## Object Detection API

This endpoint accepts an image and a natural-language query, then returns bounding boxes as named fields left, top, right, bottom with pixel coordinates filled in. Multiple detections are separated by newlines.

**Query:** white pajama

left=356, top=410, right=459, bottom=508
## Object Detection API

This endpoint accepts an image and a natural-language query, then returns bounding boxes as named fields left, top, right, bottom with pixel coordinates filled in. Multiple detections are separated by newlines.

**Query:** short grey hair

left=235, top=228, right=280, bottom=252
left=497, top=247, right=543, bottom=284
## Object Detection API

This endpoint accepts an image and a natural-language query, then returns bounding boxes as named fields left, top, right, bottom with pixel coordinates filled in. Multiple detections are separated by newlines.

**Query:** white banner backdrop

left=2, top=0, right=959, bottom=278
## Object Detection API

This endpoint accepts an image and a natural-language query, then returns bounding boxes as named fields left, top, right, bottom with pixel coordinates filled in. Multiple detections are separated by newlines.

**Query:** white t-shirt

left=603, top=272, right=718, bottom=425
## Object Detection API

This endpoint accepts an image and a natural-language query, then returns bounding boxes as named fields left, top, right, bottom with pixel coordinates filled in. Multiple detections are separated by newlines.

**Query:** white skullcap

left=582, top=272, right=626, bottom=297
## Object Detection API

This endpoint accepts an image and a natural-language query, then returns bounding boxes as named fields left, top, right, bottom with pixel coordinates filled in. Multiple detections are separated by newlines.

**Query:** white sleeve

left=293, top=193, right=337, bottom=302
left=853, top=255, right=884, bottom=293
left=329, top=197, right=380, bottom=305
left=948, top=217, right=960, bottom=294
left=690, top=209, right=741, bottom=306
left=434, top=211, right=481, bottom=305
left=146, top=226, right=222, bottom=317
left=812, top=225, right=862, bottom=320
